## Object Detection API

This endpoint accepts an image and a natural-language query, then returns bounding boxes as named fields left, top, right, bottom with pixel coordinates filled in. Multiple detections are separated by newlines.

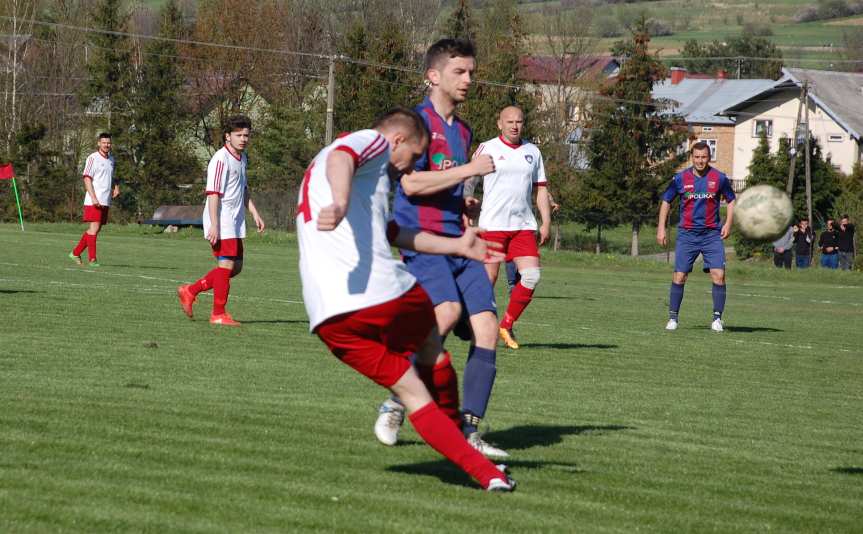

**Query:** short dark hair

left=373, top=107, right=429, bottom=144
left=98, top=132, right=111, bottom=140
left=424, top=38, right=476, bottom=71
left=841, top=214, right=849, bottom=219
left=223, top=115, right=252, bottom=136
left=690, top=141, right=712, bottom=158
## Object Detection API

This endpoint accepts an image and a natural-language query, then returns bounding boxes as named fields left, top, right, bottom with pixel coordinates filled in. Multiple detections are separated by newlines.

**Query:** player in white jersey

left=298, top=108, right=514, bottom=492
left=177, top=115, right=265, bottom=326
left=469, top=106, right=551, bottom=349
left=69, top=132, right=120, bottom=267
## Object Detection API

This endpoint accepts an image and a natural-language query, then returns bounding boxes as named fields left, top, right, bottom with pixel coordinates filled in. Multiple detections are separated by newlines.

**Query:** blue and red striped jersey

left=662, top=167, right=736, bottom=230
left=393, top=97, right=472, bottom=240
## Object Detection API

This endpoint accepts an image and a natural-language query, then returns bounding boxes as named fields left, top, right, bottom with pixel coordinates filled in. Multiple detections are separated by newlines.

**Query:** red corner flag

left=0, top=162, right=24, bottom=230
left=0, top=163, right=14, bottom=180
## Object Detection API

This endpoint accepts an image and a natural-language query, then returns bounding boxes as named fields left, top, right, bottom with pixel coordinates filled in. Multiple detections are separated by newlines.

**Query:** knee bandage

left=518, top=267, right=541, bottom=290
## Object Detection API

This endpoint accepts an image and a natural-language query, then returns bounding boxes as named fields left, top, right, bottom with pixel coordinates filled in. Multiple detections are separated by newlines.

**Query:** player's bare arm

left=721, top=200, right=735, bottom=240
left=112, top=184, right=120, bottom=199
left=393, top=225, right=503, bottom=263
left=536, top=186, right=551, bottom=246
left=400, top=155, right=494, bottom=197
left=83, top=176, right=100, bottom=207
left=244, top=186, right=266, bottom=233
left=657, top=200, right=671, bottom=246
left=205, top=193, right=220, bottom=244
left=317, top=150, right=356, bottom=231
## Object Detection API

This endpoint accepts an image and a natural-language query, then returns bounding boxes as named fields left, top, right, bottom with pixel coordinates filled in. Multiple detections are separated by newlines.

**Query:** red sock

left=417, top=351, right=460, bottom=426
left=408, top=402, right=504, bottom=489
left=211, top=267, right=232, bottom=315
left=500, top=282, right=534, bottom=329
left=85, top=233, right=98, bottom=262
left=188, top=268, right=219, bottom=296
left=72, top=232, right=88, bottom=257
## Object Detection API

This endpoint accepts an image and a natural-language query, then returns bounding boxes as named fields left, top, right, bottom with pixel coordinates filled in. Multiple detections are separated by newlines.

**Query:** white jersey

left=203, top=145, right=248, bottom=240
left=296, top=129, right=416, bottom=331
left=82, top=151, right=116, bottom=207
left=475, top=136, right=547, bottom=231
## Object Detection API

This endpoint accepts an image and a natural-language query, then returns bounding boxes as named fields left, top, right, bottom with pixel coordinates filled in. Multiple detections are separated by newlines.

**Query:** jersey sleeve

left=472, top=143, right=486, bottom=158
left=206, top=154, right=228, bottom=196
left=332, top=130, right=387, bottom=168
left=661, top=176, right=680, bottom=203
left=719, top=175, right=736, bottom=202
left=82, top=155, right=95, bottom=179
left=534, top=151, right=547, bottom=185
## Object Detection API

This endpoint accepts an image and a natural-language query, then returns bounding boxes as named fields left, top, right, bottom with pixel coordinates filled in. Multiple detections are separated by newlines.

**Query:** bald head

left=497, top=106, right=525, bottom=145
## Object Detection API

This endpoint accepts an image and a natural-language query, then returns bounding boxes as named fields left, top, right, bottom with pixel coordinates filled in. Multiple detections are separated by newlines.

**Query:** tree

left=584, top=22, right=687, bottom=256
left=79, top=0, right=134, bottom=133
left=529, top=2, right=599, bottom=250
left=247, top=94, right=321, bottom=229
left=125, top=0, right=201, bottom=217
left=455, top=0, right=536, bottom=143
left=440, top=0, right=477, bottom=43
left=334, top=20, right=417, bottom=134
left=679, top=34, right=783, bottom=79
left=735, top=134, right=843, bottom=258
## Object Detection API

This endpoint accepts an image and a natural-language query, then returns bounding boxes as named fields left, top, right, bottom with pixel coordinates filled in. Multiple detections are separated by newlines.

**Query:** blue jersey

left=662, top=167, right=736, bottom=231
left=393, top=97, right=472, bottom=239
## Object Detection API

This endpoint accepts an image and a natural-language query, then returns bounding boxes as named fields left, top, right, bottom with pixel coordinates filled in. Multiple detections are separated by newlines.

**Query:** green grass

left=2, top=223, right=862, bottom=532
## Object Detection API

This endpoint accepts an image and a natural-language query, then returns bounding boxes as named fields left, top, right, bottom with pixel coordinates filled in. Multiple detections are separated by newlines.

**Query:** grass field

left=2, top=223, right=862, bottom=532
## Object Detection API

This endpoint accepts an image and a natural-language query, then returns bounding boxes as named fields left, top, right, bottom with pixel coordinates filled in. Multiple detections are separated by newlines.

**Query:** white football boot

left=711, top=318, right=724, bottom=332
left=665, top=318, right=679, bottom=331
left=468, top=432, right=509, bottom=458
left=486, top=464, right=517, bottom=492
left=374, top=398, right=405, bottom=446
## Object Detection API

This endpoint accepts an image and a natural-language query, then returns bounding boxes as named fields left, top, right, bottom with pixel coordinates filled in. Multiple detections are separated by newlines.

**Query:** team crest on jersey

left=708, top=181, right=716, bottom=188
left=524, top=154, right=534, bottom=164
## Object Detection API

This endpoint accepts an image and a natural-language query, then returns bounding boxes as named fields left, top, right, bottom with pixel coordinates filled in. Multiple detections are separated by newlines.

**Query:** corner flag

left=0, top=163, right=25, bottom=231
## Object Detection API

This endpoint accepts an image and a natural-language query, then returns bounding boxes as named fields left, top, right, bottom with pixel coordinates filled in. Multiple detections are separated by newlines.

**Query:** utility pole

left=786, top=83, right=806, bottom=195
left=736, top=57, right=742, bottom=79
left=325, top=55, right=337, bottom=144
left=803, top=81, right=813, bottom=230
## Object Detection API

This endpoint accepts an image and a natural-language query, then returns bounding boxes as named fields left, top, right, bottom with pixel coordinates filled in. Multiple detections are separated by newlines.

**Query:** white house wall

left=733, top=88, right=860, bottom=182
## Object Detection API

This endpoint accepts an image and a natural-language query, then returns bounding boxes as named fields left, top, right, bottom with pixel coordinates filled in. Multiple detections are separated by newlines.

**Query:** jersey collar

left=498, top=135, right=522, bottom=149
left=224, top=144, right=243, bottom=161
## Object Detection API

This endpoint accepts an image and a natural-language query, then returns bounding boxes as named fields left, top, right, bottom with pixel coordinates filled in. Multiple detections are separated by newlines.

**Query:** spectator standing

left=772, top=225, right=793, bottom=269
left=837, top=215, right=856, bottom=271
left=818, top=218, right=840, bottom=269
left=793, top=219, right=814, bottom=269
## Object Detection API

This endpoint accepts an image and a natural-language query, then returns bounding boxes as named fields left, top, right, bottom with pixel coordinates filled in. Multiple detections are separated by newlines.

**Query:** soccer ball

left=734, top=184, right=794, bottom=241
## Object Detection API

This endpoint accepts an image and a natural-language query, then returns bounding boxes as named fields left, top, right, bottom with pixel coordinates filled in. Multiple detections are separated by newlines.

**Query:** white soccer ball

left=734, top=184, right=794, bottom=241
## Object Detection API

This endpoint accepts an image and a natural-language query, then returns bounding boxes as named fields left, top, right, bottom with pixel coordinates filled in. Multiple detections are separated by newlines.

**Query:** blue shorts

left=403, top=253, right=497, bottom=317
left=674, top=228, right=725, bottom=273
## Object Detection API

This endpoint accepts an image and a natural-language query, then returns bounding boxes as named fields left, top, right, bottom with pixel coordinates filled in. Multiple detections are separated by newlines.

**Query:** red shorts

left=480, top=230, right=540, bottom=262
left=82, top=205, right=109, bottom=225
left=211, top=238, right=244, bottom=258
left=315, top=284, right=435, bottom=388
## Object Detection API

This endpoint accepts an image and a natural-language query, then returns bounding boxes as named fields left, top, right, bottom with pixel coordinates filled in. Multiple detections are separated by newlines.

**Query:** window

left=828, top=134, right=844, bottom=143
left=753, top=119, right=773, bottom=138
left=697, top=138, right=718, bottom=161
left=701, top=126, right=714, bottom=132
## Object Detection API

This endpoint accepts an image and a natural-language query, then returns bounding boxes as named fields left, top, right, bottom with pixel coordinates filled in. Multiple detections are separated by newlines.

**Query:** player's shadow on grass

left=832, top=467, right=863, bottom=475
left=723, top=326, right=783, bottom=333
left=241, top=319, right=307, bottom=325
left=519, top=343, right=618, bottom=350
left=0, top=289, right=38, bottom=294
left=484, top=424, right=632, bottom=451
left=387, top=458, right=585, bottom=488
left=534, top=295, right=574, bottom=300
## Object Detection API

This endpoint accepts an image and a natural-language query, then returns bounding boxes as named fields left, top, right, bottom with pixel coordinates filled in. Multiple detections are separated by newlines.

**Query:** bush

left=742, top=22, right=773, bottom=37
left=647, top=19, right=673, bottom=36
